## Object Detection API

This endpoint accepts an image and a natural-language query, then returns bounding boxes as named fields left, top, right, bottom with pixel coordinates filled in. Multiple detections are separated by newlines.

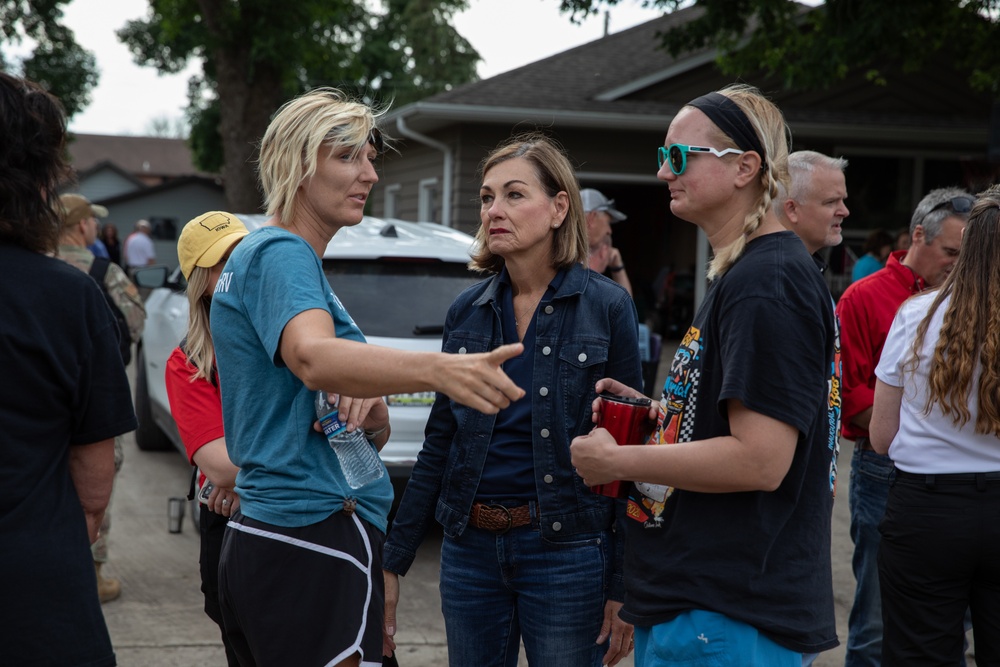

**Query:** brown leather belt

left=856, top=436, right=875, bottom=452
left=468, top=503, right=531, bottom=534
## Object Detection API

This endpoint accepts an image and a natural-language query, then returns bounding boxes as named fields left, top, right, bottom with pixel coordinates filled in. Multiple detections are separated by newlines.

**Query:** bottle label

left=319, top=411, right=347, bottom=439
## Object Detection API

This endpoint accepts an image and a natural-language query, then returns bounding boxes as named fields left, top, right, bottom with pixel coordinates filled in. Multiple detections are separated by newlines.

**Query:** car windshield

left=324, top=259, right=480, bottom=338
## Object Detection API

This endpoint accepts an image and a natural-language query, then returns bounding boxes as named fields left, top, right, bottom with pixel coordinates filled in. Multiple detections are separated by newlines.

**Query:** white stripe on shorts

left=226, top=512, right=372, bottom=574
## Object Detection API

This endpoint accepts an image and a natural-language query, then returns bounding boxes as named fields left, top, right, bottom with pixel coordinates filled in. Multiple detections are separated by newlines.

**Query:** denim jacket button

left=544, top=305, right=554, bottom=315
left=552, top=521, right=562, bottom=531
left=542, top=346, right=551, bottom=355
left=458, top=346, right=467, bottom=354
left=578, top=352, right=587, bottom=362
left=540, top=428, right=550, bottom=438
left=543, top=474, right=554, bottom=484
left=539, top=386, right=549, bottom=397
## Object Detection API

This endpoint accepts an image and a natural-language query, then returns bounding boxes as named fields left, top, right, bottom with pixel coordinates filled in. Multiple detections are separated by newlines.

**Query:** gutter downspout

left=395, top=115, right=453, bottom=228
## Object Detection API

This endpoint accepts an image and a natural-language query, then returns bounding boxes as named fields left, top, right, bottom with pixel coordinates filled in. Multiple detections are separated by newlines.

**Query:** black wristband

left=608, top=265, right=625, bottom=272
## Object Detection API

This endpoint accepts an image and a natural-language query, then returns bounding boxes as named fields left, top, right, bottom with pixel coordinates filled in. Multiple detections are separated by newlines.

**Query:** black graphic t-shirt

left=621, top=231, right=839, bottom=654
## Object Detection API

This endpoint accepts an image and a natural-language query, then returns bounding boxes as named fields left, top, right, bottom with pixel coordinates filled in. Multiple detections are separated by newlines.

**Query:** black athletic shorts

left=218, top=509, right=385, bottom=667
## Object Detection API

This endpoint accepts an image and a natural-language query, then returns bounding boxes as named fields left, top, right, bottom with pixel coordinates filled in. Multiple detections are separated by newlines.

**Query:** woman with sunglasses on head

left=571, top=84, right=839, bottom=666
left=870, top=186, right=1000, bottom=666
left=382, top=133, right=642, bottom=667
left=209, top=88, right=524, bottom=667
left=164, top=211, right=248, bottom=667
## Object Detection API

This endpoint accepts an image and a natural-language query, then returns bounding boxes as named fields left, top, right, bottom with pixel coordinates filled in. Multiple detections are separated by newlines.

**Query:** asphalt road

left=100, top=353, right=974, bottom=667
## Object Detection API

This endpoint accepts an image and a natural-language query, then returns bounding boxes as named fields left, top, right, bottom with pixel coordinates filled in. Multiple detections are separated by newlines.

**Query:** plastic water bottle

left=315, top=391, right=385, bottom=489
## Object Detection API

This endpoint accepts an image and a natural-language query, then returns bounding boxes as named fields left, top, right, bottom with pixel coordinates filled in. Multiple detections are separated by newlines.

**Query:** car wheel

left=134, top=346, right=173, bottom=451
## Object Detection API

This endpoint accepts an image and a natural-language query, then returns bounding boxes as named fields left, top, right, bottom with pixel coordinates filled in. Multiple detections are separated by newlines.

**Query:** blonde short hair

left=469, top=133, right=588, bottom=274
left=258, top=88, right=387, bottom=223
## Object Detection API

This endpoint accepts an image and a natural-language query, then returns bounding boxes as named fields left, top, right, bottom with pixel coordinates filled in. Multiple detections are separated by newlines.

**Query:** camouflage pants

left=91, top=435, right=125, bottom=563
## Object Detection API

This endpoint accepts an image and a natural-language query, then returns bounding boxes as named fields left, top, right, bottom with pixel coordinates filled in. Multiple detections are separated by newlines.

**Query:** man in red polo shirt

left=836, top=187, right=970, bottom=667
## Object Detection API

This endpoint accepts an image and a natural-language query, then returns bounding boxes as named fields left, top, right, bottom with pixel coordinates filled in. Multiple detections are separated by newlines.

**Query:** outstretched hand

left=437, top=342, right=525, bottom=414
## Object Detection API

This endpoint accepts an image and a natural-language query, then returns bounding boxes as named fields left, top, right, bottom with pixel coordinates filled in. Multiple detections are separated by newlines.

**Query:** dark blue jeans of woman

left=439, top=523, right=612, bottom=667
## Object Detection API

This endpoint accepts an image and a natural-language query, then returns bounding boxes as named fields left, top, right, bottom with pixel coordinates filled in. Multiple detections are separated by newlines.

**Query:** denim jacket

left=383, top=263, right=642, bottom=601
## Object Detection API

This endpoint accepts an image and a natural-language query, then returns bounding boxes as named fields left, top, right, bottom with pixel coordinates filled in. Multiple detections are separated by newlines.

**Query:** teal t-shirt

left=851, top=253, right=883, bottom=282
left=210, top=226, right=392, bottom=531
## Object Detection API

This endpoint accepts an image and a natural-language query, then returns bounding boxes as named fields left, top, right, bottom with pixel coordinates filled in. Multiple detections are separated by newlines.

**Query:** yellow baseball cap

left=177, top=211, right=249, bottom=280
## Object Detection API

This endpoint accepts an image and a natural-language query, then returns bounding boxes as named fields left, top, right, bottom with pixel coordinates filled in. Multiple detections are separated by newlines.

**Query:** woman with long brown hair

left=871, top=185, right=1000, bottom=665
left=0, top=72, right=135, bottom=667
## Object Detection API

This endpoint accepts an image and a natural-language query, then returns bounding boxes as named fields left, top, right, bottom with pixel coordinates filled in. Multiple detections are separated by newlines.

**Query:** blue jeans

left=439, top=523, right=611, bottom=667
left=846, top=446, right=894, bottom=667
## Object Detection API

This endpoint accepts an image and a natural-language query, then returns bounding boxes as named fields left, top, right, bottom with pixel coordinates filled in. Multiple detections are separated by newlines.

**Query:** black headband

left=688, top=92, right=767, bottom=169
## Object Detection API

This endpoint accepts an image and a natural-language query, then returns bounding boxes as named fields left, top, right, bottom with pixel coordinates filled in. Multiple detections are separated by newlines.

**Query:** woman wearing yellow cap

left=164, top=210, right=248, bottom=667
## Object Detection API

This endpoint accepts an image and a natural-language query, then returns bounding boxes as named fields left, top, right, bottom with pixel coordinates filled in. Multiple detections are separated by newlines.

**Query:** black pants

left=218, top=510, right=386, bottom=667
left=878, top=471, right=1000, bottom=666
left=200, top=506, right=241, bottom=667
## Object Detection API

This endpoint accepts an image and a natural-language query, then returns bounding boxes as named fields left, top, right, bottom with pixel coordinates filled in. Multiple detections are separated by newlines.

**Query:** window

left=323, top=259, right=478, bottom=338
left=418, top=178, right=439, bottom=223
left=384, top=184, right=401, bottom=218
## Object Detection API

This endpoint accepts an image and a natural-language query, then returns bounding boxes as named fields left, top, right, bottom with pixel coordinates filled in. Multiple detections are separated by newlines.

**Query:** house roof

left=389, top=9, right=696, bottom=133
left=388, top=5, right=991, bottom=146
left=73, top=160, right=149, bottom=190
left=67, top=133, right=210, bottom=178
left=440, top=9, right=710, bottom=115
left=96, top=175, right=224, bottom=207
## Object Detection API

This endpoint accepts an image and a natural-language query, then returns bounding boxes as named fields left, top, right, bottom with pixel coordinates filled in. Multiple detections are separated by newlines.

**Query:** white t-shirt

left=876, top=291, right=1000, bottom=473
left=124, top=232, right=155, bottom=267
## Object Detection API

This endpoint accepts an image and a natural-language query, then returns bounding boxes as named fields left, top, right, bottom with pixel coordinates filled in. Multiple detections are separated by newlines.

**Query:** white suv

left=133, top=214, right=480, bottom=481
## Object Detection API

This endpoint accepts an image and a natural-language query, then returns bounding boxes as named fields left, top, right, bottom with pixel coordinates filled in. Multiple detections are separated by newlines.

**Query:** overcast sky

left=4, top=0, right=665, bottom=136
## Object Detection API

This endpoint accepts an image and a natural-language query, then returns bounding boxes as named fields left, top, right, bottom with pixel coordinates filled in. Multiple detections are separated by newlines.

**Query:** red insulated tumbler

left=591, top=392, right=653, bottom=498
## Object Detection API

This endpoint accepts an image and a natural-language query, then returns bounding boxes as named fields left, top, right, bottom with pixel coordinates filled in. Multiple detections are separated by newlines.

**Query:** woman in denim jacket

left=382, top=133, right=642, bottom=667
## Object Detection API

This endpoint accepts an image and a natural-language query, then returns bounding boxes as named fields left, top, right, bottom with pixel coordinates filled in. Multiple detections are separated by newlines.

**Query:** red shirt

left=164, top=346, right=224, bottom=476
left=835, top=250, right=927, bottom=440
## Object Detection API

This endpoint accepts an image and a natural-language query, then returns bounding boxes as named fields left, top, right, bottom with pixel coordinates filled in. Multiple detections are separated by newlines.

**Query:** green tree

left=0, top=0, right=99, bottom=118
left=559, top=0, right=1000, bottom=96
left=118, top=0, right=480, bottom=212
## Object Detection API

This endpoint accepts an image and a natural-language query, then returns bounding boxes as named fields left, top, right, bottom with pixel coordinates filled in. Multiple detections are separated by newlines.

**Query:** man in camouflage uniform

left=57, top=193, right=145, bottom=603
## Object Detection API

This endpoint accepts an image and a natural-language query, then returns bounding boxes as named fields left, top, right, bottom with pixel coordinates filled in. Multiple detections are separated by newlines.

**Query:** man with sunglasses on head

left=835, top=187, right=970, bottom=667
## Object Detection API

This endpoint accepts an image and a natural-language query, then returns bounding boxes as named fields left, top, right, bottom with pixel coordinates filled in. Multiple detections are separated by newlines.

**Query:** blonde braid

left=705, top=84, right=789, bottom=280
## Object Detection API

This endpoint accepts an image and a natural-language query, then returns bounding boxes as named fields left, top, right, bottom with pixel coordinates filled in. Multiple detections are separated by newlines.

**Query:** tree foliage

left=559, top=0, right=1000, bottom=96
left=117, top=0, right=480, bottom=211
left=0, top=0, right=99, bottom=117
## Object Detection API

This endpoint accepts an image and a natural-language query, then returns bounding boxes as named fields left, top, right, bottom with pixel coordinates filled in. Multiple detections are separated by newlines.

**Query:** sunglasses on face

left=930, top=196, right=974, bottom=214
left=658, top=143, right=746, bottom=175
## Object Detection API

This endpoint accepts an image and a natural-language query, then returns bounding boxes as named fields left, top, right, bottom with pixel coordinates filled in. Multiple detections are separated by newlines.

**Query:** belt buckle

left=487, top=504, right=513, bottom=534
